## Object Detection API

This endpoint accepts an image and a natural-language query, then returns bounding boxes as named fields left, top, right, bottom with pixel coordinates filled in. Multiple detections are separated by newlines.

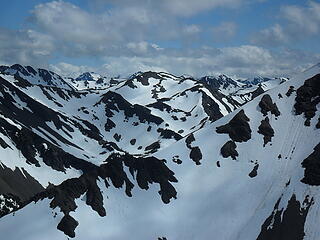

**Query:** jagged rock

left=113, top=133, right=121, bottom=142
left=220, top=141, right=238, bottom=160
left=57, top=215, right=79, bottom=238
left=294, top=74, right=320, bottom=126
left=105, top=118, right=116, bottom=132
left=0, top=164, right=44, bottom=202
left=185, top=133, right=195, bottom=148
left=201, top=93, right=224, bottom=121
left=216, top=109, right=252, bottom=142
left=259, top=94, right=280, bottom=117
left=157, top=128, right=182, bottom=140
left=286, top=86, right=295, bottom=97
left=249, top=164, right=259, bottom=178
left=258, top=117, right=275, bottom=146
left=190, top=147, right=202, bottom=165
left=257, top=195, right=313, bottom=240
left=0, top=137, right=10, bottom=149
left=301, top=143, right=320, bottom=185
left=145, top=141, right=160, bottom=152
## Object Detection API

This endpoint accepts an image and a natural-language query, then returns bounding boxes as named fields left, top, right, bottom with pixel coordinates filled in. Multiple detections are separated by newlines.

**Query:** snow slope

left=0, top=64, right=316, bottom=240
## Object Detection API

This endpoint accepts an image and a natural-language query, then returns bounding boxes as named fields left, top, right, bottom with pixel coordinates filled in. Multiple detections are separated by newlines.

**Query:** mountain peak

left=75, top=72, right=104, bottom=82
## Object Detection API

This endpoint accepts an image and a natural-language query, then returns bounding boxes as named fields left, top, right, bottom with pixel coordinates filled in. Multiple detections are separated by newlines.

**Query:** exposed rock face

left=145, top=141, right=161, bottom=153
left=251, top=85, right=265, bottom=99
left=301, top=143, right=320, bottom=185
left=185, top=133, right=195, bottom=148
left=135, top=71, right=161, bottom=86
left=96, top=91, right=164, bottom=125
left=0, top=164, right=44, bottom=202
left=220, top=141, right=238, bottom=160
left=190, top=147, right=202, bottom=165
left=201, top=92, right=224, bottom=121
left=130, top=139, right=136, bottom=145
left=216, top=109, right=252, bottom=142
left=0, top=194, right=20, bottom=217
left=257, top=194, right=313, bottom=240
left=258, top=117, right=275, bottom=146
left=259, top=94, right=280, bottom=117
left=294, top=74, right=320, bottom=126
left=57, top=215, right=79, bottom=238
left=249, top=163, right=259, bottom=178
left=185, top=133, right=203, bottom=165
left=105, top=118, right=116, bottom=132
left=30, top=152, right=178, bottom=237
left=286, top=86, right=295, bottom=97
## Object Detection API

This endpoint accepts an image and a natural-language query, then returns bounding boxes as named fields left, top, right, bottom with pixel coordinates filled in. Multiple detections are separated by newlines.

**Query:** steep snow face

left=0, top=64, right=312, bottom=240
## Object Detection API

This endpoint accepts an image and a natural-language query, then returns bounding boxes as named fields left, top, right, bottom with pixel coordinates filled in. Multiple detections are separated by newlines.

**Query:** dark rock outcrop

left=57, top=215, right=79, bottom=238
left=257, top=194, right=313, bottom=240
left=96, top=91, right=163, bottom=125
left=30, top=152, right=178, bottom=238
left=190, top=147, right=202, bottom=165
left=259, top=94, right=280, bottom=117
left=145, top=141, right=161, bottom=153
left=286, top=86, right=295, bottom=97
left=216, top=109, right=252, bottom=142
left=249, top=163, right=259, bottom=178
left=220, top=141, right=238, bottom=160
left=301, top=143, right=320, bottom=185
left=0, top=164, right=44, bottom=202
left=105, top=118, right=116, bottom=132
left=258, top=117, right=275, bottom=146
left=294, top=74, right=320, bottom=126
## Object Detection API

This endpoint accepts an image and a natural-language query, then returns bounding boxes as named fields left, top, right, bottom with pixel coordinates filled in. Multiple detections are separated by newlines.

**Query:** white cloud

left=212, top=22, right=237, bottom=41
left=1, top=0, right=319, bottom=80
left=0, top=28, right=55, bottom=66
left=92, top=0, right=249, bottom=17
left=252, top=1, right=320, bottom=46
left=162, top=0, right=243, bottom=17
left=49, top=62, right=95, bottom=77
left=183, top=25, right=202, bottom=35
left=251, top=24, right=289, bottom=47
left=50, top=45, right=320, bottom=78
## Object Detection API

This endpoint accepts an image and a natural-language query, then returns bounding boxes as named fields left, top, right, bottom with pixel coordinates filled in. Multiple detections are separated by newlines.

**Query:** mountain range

left=0, top=63, right=319, bottom=240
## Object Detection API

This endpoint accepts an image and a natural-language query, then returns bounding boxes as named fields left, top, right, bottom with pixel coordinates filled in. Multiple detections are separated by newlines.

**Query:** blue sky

left=0, top=0, right=319, bottom=78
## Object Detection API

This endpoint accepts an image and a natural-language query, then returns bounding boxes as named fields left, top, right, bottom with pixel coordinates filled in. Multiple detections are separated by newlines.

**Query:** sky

left=0, top=0, right=320, bottom=78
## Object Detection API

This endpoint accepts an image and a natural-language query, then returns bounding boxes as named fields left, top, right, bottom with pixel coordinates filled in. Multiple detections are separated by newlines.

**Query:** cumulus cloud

left=0, top=28, right=54, bottom=66
left=252, top=1, right=320, bottom=46
left=50, top=45, right=320, bottom=78
left=1, top=0, right=319, bottom=79
left=49, top=62, right=96, bottom=77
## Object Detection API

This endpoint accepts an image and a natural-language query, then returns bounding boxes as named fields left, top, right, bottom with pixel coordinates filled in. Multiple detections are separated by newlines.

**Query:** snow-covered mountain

left=0, top=64, right=73, bottom=90
left=0, top=63, right=318, bottom=240
left=66, top=72, right=121, bottom=90
left=199, top=74, right=289, bottom=105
